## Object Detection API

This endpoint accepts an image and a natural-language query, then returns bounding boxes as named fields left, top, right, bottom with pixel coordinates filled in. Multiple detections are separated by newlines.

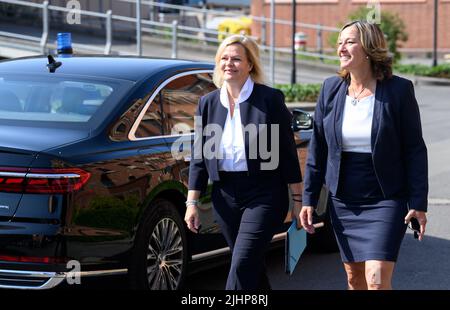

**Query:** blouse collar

left=220, top=76, right=254, bottom=109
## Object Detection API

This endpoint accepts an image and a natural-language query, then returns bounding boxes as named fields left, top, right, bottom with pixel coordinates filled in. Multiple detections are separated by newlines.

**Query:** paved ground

left=186, top=201, right=450, bottom=290
left=70, top=203, right=450, bottom=290
left=415, top=84, right=450, bottom=200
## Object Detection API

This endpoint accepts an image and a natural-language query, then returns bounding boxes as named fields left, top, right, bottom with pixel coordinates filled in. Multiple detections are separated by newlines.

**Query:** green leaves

left=276, top=83, right=321, bottom=102
left=394, top=63, right=450, bottom=79
left=329, top=8, right=409, bottom=64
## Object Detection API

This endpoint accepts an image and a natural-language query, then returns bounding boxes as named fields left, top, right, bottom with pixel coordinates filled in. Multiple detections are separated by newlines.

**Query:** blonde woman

left=301, top=21, right=428, bottom=290
left=184, top=35, right=302, bottom=290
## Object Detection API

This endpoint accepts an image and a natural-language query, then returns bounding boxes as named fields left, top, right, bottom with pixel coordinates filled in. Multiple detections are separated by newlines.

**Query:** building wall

left=251, top=0, right=450, bottom=54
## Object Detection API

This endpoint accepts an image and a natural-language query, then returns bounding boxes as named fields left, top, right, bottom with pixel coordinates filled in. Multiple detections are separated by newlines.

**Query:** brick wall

left=251, top=0, right=450, bottom=55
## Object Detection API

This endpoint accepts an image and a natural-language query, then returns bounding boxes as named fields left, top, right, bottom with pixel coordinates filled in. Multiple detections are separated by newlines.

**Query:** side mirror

left=292, top=109, right=313, bottom=132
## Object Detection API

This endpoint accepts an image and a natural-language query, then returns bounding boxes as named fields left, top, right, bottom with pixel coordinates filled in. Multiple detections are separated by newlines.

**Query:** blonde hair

left=337, top=20, right=393, bottom=81
left=213, top=35, right=264, bottom=87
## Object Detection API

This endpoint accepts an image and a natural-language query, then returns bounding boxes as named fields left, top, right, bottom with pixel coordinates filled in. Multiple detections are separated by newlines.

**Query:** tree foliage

left=328, top=7, right=408, bottom=63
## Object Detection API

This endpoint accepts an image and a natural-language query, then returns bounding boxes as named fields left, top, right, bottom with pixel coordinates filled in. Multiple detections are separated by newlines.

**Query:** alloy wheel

left=146, top=218, right=184, bottom=290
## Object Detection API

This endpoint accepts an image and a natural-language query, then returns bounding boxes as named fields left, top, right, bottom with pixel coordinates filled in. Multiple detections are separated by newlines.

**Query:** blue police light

left=57, top=32, right=73, bottom=56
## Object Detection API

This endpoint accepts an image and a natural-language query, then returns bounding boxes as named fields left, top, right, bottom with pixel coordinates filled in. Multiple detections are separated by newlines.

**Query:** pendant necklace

left=351, top=86, right=366, bottom=105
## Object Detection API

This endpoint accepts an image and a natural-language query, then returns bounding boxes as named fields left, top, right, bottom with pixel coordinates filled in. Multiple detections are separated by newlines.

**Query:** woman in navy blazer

left=301, top=21, right=428, bottom=290
left=184, top=35, right=302, bottom=289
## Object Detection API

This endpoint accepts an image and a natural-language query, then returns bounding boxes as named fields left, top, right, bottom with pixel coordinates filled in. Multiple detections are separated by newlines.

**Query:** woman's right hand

left=300, top=206, right=315, bottom=234
left=184, top=205, right=201, bottom=233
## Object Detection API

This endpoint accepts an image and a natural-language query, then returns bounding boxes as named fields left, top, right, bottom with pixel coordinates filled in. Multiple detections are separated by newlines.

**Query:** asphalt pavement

left=186, top=200, right=450, bottom=290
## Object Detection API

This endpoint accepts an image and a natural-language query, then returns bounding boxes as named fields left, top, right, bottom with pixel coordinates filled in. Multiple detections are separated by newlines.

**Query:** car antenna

left=47, top=55, right=62, bottom=73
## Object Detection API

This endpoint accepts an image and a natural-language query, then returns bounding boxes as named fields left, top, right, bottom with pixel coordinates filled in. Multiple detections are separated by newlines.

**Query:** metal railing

left=0, top=0, right=340, bottom=84
left=0, top=0, right=340, bottom=54
left=120, top=0, right=340, bottom=55
left=0, top=0, right=113, bottom=54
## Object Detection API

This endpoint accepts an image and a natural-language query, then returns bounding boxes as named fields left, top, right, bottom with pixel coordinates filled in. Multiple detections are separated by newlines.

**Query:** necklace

left=350, top=86, right=366, bottom=105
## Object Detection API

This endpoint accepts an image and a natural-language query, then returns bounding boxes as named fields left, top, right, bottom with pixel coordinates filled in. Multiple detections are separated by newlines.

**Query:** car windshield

left=0, top=73, right=132, bottom=128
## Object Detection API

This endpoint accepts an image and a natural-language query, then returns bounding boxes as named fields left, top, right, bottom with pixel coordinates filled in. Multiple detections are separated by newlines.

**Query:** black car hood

left=0, top=125, right=89, bottom=153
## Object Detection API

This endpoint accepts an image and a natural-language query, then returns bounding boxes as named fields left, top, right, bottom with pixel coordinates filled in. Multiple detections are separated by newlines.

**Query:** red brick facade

left=251, top=0, right=450, bottom=55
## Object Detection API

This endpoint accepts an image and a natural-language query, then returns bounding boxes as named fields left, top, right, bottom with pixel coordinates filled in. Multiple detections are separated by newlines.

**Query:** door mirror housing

left=292, top=109, right=313, bottom=132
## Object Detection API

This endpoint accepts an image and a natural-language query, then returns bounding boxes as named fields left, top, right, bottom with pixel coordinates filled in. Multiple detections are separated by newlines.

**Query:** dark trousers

left=212, top=171, right=288, bottom=290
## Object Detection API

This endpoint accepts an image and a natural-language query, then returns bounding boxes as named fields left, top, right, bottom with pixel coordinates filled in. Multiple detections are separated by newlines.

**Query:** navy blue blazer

left=303, top=75, right=428, bottom=212
left=188, top=83, right=302, bottom=193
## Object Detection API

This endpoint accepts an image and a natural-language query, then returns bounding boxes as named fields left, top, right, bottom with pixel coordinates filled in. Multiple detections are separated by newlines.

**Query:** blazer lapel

left=371, top=79, right=384, bottom=151
left=209, top=98, right=227, bottom=174
left=213, top=102, right=228, bottom=130
left=239, top=98, right=251, bottom=128
left=239, top=97, right=252, bottom=166
left=334, top=80, right=349, bottom=149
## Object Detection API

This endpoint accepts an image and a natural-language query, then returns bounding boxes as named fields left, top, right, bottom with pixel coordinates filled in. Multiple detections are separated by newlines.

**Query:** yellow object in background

left=445, top=54, right=450, bottom=63
left=217, top=17, right=252, bottom=41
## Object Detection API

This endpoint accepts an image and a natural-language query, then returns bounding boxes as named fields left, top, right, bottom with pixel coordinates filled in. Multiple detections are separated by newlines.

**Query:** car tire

left=129, top=199, right=188, bottom=290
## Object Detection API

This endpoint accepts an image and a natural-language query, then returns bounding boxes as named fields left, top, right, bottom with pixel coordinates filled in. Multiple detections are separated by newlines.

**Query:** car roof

left=0, top=55, right=214, bottom=82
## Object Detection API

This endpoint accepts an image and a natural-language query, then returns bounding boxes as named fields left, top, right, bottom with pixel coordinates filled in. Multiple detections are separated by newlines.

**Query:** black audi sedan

left=0, top=55, right=334, bottom=290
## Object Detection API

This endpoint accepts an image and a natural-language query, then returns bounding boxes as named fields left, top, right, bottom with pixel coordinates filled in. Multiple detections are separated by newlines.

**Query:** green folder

left=285, top=219, right=307, bottom=275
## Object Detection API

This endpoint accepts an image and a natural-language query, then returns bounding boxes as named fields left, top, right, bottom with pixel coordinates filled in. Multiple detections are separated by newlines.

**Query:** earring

left=366, top=56, right=369, bottom=59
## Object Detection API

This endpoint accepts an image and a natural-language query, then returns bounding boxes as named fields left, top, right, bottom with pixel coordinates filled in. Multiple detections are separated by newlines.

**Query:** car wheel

left=129, top=199, right=188, bottom=290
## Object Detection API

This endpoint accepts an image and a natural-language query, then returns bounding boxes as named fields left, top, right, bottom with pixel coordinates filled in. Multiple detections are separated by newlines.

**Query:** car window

left=163, top=73, right=216, bottom=136
left=134, top=72, right=216, bottom=138
left=0, top=75, right=117, bottom=124
left=133, top=92, right=165, bottom=138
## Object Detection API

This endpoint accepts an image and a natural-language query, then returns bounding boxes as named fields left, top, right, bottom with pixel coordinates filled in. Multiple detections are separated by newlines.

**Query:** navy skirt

left=330, top=152, right=408, bottom=263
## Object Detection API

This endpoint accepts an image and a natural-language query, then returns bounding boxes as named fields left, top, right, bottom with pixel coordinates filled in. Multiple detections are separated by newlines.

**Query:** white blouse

left=341, top=94, right=375, bottom=153
left=218, top=76, right=254, bottom=171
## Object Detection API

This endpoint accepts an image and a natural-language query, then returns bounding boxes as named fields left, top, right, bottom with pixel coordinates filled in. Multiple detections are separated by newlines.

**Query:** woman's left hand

left=405, top=209, right=427, bottom=241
